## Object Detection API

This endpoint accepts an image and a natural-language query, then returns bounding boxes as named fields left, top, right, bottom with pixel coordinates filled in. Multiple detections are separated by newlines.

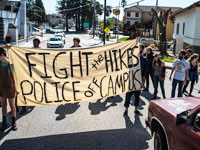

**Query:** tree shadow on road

left=55, top=103, right=80, bottom=121
left=88, top=95, right=123, bottom=115
left=0, top=115, right=152, bottom=150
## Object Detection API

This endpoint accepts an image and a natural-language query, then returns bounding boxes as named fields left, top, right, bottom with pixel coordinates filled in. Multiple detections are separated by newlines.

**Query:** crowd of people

left=124, top=44, right=199, bottom=116
left=0, top=38, right=199, bottom=130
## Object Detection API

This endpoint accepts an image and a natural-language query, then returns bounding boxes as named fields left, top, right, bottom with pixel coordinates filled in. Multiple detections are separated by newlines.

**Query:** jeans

left=182, top=80, right=195, bottom=95
left=153, top=75, right=166, bottom=99
left=124, top=91, right=141, bottom=108
left=171, top=79, right=184, bottom=98
left=145, top=72, right=154, bottom=89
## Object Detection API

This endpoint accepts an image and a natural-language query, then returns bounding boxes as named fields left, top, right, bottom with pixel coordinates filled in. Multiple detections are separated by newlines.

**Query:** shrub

left=156, top=40, right=160, bottom=46
left=161, top=55, right=175, bottom=63
left=5, top=34, right=12, bottom=43
left=119, top=37, right=129, bottom=41
left=109, top=36, right=116, bottom=39
left=149, top=44, right=155, bottom=48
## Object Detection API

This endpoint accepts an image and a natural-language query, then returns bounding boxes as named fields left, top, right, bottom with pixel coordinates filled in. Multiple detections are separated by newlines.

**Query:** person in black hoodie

left=123, top=44, right=145, bottom=115
left=144, top=47, right=154, bottom=91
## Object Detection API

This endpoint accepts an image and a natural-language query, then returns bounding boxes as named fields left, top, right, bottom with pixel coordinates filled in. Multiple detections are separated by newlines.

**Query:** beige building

left=124, top=5, right=181, bottom=39
left=124, top=5, right=180, bottom=26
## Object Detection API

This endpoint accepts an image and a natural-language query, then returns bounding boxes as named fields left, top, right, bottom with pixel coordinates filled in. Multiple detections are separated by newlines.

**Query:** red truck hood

left=151, top=97, right=200, bottom=116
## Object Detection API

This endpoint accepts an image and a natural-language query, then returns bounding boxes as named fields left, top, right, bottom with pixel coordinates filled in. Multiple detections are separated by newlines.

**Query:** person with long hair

left=183, top=53, right=199, bottom=96
left=144, top=47, right=154, bottom=91
left=152, top=54, right=166, bottom=99
left=0, top=47, right=17, bottom=130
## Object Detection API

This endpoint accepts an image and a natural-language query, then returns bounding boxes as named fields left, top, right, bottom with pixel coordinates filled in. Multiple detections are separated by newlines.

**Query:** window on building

left=127, top=12, right=131, bottom=17
left=176, top=23, right=179, bottom=35
left=135, top=21, right=138, bottom=24
left=183, top=22, right=185, bottom=35
left=127, top=21, right=130, bottom=26
left=135, top=12, right=139, bottom=17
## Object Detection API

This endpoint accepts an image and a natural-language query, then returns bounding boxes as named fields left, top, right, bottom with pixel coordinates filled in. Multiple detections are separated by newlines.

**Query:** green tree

left=27, top=0, right=46, bottom=24
left=105, top=6, right=112, bottom=17
left=34, top=0, right=46, bottom=23
left=57, top=0, right=112, bottom=32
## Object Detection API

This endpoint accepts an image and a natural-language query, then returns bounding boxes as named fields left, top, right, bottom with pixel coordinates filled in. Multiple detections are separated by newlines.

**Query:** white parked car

left=54, top=34, right=66, bottom=44
left=47, top=37, right=64, bottom=48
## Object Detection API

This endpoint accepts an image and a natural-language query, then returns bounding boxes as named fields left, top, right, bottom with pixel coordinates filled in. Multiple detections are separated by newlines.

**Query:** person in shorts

left=0, top=47, right=17, bottom=130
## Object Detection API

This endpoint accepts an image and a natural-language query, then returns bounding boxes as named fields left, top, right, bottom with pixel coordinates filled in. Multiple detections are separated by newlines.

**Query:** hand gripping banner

left=9, top=39, right=142, bottom=106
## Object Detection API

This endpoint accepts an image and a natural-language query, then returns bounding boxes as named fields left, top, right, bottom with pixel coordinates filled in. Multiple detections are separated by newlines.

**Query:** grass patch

left=119, top=37, right=129, bottom=41
left=109, top=36, right=116, bottom=39
left=161, top=56, right=175, bottom=63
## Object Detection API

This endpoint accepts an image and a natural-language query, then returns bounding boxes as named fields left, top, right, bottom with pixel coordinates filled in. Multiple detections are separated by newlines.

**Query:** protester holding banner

left=143, top=47, right=154, bottom=91
left=0, top=47, right=17, bottom=130
left=124, top=44, right=145, bottom=115
left=33, top=38, right=41, bottom=48
left=20, top=38, right=41, bottom=115
left=71, top=37, right=81, bottom=48
left=152, top=54, right=166, bottom=99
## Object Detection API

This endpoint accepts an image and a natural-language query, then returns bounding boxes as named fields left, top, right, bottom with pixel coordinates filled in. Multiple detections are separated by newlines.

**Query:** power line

left=112, top=0, right=145, bottom=8
left=58, top=3, right=92, bottom=13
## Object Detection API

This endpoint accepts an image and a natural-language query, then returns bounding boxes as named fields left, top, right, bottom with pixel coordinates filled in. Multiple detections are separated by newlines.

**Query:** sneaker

left=183, top=90, right=189, bottom=94
left=188, top=94, right=194, bottom=97
left=11, top=123, right=17, bottom=131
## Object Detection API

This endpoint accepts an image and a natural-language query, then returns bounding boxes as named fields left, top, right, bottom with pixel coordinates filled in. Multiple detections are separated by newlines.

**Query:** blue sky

left=43, top=0, right=199, bottom=19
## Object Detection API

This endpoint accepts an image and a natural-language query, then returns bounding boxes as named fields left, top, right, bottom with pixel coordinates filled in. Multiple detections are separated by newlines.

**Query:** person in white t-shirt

left=169, top=49, right=190, bottom=98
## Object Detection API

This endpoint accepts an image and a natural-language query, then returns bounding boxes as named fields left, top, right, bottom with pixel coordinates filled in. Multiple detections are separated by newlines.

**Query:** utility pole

left=103, top=0, right=106, bottom=45
left=92, top=0, right=96, bottom=38
left=117, top=0, right=120, bottom=42
left=154, top=0, right=158, bottom=39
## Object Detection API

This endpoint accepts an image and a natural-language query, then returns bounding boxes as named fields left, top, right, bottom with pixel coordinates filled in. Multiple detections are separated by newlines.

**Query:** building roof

left=170, top=1, right=200, bottom=18
left=125, top=5, right=181, bottom=12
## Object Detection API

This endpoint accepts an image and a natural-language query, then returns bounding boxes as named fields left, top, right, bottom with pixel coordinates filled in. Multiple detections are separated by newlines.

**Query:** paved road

left=20, top=33, right=120, bottom=49
left=1, top=35, right=200, bottom=150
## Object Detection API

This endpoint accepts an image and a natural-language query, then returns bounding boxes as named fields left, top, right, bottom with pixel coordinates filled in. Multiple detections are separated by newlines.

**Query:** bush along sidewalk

left=119, top=37, right=129, bottom=41
left=161, top=55, right=175, bottom=63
